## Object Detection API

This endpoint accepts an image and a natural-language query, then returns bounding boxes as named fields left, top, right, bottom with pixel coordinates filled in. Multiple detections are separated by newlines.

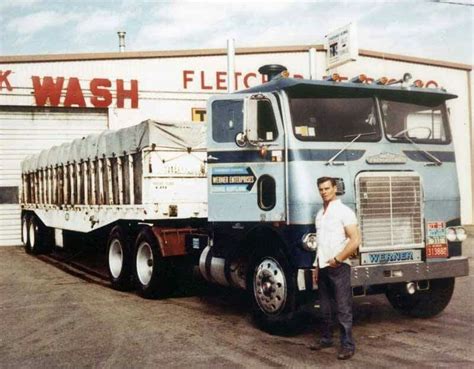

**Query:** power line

left=429, top=0, right=474, bottom=6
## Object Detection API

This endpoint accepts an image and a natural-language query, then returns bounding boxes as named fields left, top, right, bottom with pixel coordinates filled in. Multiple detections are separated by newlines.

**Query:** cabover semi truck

left=20, top=65, right=469, bottom=332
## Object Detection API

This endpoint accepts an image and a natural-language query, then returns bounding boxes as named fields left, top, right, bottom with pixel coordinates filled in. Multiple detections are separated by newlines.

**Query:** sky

left=0, top=0, right=472, bottom=65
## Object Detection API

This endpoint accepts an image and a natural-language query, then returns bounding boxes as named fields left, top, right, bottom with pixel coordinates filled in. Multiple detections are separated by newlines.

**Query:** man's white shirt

left=315, top=199, right=357, bottom=269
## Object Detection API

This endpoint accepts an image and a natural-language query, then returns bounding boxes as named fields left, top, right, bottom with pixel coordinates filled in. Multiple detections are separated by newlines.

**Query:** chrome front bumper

left=297, top=257, right=469, bottom=291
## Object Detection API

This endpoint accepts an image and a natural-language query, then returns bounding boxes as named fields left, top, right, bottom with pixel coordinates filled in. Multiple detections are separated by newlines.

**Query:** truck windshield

left=290, top=98, right=381, bottom=142
left=381, top=100, right=451, bottom=144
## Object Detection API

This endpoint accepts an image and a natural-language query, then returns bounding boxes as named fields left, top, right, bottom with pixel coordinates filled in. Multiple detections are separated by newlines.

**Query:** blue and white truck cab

left=201, top=64, right=469, bottom=330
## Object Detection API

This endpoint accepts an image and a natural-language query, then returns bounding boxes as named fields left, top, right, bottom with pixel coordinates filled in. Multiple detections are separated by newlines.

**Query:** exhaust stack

left=258, top=64, right=288, bottom=82
left=117, top=31, right=126, bottom=52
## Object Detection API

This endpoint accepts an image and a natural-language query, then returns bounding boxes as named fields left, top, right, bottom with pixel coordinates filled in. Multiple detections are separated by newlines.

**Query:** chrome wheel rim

left=136, top=241, right=153, bottom=286
left=253, top=257, right=287, bottom=314
left=109, top=239, right=123, bottom=279
left=22, top=219, right=28, bottom=245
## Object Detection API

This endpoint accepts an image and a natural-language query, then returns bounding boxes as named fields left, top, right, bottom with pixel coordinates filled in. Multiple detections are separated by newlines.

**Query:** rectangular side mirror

left=244, top=97, right=259, bottom=143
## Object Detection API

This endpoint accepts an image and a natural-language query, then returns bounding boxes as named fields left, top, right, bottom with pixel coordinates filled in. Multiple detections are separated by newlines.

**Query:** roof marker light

left=425, top=80, right=439, bottom=88
left=324, top=73, right=341, bottom=82
left=412, top=79, right=424, bottom=88
left=350, top=74, right=367, bottom=83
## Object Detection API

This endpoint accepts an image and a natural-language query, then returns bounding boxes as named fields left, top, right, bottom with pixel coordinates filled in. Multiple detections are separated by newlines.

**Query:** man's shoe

left=309, top=341, right=333, bottom=351
left=337, top=347, right=355, bottom=360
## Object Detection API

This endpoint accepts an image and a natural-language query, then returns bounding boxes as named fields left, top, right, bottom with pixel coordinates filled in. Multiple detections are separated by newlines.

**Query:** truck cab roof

left=241, top=77, right=457, bottom=106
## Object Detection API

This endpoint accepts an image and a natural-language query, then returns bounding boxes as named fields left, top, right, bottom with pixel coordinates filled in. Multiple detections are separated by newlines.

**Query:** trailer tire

left=386, top=278, right=455, bottom=318
left=134, top=228, right=175, bottom=298
left=26, top=215, right=52, bottom=255
left=22, top=214, right=30, bottom=250
left=248, top=248, right=298, bottom=334
left=107, top=226, right=133, bottom=291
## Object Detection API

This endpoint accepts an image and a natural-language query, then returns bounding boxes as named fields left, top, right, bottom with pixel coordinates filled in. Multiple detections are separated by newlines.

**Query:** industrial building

left=0, top=43, right=472, bottom=246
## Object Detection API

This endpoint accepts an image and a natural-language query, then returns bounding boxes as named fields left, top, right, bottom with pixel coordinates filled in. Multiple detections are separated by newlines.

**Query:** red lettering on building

left=200, top=71, right=212, bottom=90
left=182, top=70, right=305, bottom=91
left=116, top=79, right=139, bottom=108
left=243, top=73, right=257, bottom=88
left=90, top=79, right=112, bottom=108
left=234, top=72, right=242, bottom=91
left=216, top=71, right=227, bottom=91
left=0, top=70, right=13, bottom=91
left=63, top=77, right=86, bottom=107
left=183, top=70, right=194, bottom=89
left=32, top=76, right=65, bottom=106
left=31, top=76, right=139, bottom=108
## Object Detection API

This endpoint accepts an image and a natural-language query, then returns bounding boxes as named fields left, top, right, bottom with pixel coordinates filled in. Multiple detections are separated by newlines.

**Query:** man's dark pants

left=318, top=263, right=355, bottom=351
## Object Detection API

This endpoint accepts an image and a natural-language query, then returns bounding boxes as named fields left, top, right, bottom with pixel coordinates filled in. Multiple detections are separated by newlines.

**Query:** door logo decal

left=211, top=167, right=256, bottom=192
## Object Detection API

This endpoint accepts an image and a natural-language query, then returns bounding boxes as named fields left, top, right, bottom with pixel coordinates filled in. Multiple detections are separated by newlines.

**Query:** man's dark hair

left=317, top=176, right=337, bottom=187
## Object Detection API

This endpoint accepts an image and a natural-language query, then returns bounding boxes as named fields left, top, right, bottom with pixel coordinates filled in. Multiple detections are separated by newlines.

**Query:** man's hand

left=327, top=258, right=339, bottom=268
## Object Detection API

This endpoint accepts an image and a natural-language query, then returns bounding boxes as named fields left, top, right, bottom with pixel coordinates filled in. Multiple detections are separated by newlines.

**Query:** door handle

left=207, top=155, right=219, bottom=162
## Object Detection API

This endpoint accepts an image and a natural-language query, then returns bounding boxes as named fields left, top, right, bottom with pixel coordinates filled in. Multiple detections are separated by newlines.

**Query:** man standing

left=311, top=177, right=360, bottom=360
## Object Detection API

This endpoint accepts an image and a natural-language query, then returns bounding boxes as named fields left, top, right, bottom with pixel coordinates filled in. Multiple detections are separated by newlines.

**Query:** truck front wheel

left=134, top=228, right=175, bottom=298
left=107, top=225, right=133, bottom=291
left=385, top=278, right=455, bottom=318
left=248, top=249, right=298, bottom=334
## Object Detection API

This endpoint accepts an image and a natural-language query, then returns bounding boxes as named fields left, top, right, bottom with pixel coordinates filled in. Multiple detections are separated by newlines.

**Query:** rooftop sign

left=325, top=23, right=358, bottom=70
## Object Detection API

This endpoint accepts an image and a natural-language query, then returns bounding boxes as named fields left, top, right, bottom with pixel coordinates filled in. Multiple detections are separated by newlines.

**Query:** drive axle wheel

left=107, top=226, right=133, bottom=291
left=134, top=228, right=175, bottom=298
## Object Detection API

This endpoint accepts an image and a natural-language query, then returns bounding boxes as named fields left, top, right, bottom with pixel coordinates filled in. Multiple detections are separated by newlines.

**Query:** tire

left=26, top=215, right=53, bottom=255
left=386, top=278, right=455, bottom=318
left=247, top=248, right=298, bottom=334
left=134, top=227, right=175, bottom=298
left=106, top=225, right=133, bottom=291
left=21, top=214, right=30, bottom=251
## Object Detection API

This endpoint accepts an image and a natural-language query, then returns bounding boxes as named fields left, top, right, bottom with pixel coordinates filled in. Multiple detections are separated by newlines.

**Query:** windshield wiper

left=392, top=129, right=442, bottom=166
left=325, top=132, right=377, bottom=166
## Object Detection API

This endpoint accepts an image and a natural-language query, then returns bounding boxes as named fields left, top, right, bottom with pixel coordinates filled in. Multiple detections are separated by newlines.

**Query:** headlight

left=446, top=226, right=468, bottom=242
left=455, top=227, right=467, bottom=242
left=302, top=233, right=317, bottom=251
left=446, top=228, right=457, bottom=242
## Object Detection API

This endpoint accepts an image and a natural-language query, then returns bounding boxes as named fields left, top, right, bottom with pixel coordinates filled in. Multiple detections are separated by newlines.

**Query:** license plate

left=361, top=250, right=422, bottom=265
left=426, top=244, right=448, bottom=258
left=426, top=221, right=447, bottom=244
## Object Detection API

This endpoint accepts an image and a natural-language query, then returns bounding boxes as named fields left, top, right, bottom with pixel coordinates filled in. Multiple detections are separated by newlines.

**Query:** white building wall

left=0, top=46, right=472, bottom=242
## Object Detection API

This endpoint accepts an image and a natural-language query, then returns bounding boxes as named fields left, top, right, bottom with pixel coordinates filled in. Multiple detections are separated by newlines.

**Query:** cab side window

left=212, top=100, right=243, bottom=143
left=257, top=100, right=278, bottom=141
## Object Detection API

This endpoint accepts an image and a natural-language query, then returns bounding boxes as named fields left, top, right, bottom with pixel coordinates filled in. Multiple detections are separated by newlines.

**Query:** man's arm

left=327, top=224, right=361, bottom=267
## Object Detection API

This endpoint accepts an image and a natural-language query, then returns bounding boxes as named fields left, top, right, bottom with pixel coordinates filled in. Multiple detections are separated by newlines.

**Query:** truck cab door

left=207, top=93, right=286, bottom=223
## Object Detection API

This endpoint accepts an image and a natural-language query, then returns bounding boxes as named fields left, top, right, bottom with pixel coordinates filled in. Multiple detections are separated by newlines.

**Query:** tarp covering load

left=21, top=120, right=207, bottom=172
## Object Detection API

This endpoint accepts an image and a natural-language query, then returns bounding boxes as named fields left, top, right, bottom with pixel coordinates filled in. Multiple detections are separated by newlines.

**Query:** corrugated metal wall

left=0, top=107, right=108, bottom=246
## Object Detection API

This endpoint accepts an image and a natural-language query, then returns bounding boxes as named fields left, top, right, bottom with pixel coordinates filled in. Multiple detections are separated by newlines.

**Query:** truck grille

left=356, top=173, right=423, bottom=251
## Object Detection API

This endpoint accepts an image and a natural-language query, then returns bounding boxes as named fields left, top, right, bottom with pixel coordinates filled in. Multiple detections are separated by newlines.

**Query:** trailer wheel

left=248, top=248, right=298, bottom=334
left=26, top=215, right=52, bottom=255
left=134, top=228, right=175, bottom=298
left=107, top=226, right=133, bottom=291
left=386, top=278, right=455, bottom=318
left=22, top=214, right=30, bottom=249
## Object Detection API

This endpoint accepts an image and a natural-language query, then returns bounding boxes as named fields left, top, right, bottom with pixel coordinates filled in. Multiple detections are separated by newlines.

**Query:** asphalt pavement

left=0, top=236, right=473, bottom=368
